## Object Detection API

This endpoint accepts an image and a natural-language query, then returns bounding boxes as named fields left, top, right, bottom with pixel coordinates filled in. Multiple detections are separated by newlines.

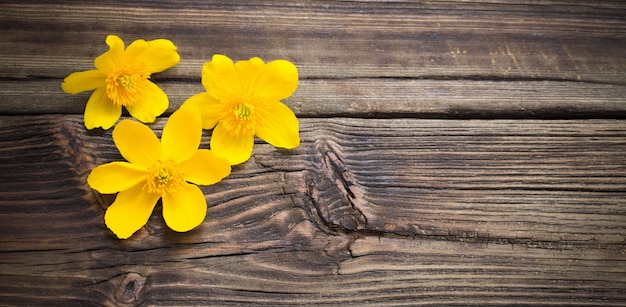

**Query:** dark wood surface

left=1, top=1, right=625, bottom=305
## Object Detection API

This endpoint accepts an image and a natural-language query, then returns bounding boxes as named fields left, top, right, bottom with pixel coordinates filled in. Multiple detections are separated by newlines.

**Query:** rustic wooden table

left=1, top=1, right=625, bottom=305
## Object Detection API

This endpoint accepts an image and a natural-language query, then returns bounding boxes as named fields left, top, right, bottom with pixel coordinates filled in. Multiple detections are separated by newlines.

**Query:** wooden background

left=1, top=1, right=625, bottom=305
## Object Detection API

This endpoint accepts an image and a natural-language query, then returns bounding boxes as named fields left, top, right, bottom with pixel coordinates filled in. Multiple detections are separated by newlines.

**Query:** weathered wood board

left=1, top=116, right=625, bottom=305
left=2, top=79, right=626, bottom=118
left=0, top=0, right=625, bottom=305
left=2, top=1, right=624, bottom=83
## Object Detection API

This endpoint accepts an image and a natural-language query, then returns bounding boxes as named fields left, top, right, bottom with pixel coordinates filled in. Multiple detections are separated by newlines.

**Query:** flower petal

left=253, top=59, right=299, bottom=101
left=181, top=92, right=222, bottom=129
left=201, top=54, right=238, bottom=102
left=84, top=87, right=122, bottom=130
left=87, top=161, right=148, bottom=194
left=234, top=57, right=265, bottom=90
left=161, top=107, right=202, bottom=162
left=113, top=119, right=162, bottom=168
left=180, top=149, right=231, bottom=186
left=124, top=80, right=168, bottom=123
left=248, top=57, right=266, bottom=67
left=61, top=70, right=106, bottom=94
left=127, top=38, right=180, bottom=73
left=95, top=35, right=125, bottom=72
left=162, top=183, right=207, bottom=232
left=210, top=123, right=255, bottom=165
left=255, top=101, right=300, bottom=149
left=104, top=182, right=160, bottom=239
left=122, top=38, right=149, bottom=63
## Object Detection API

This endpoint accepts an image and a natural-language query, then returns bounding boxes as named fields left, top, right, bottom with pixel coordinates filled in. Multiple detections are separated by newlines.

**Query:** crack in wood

left=300, top=134, right=626, bottom=251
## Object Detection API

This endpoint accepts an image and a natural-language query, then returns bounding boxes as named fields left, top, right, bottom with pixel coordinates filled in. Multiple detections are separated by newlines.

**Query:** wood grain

left=1, top=1, right=624, bottom=83
left=1, top=0, right=625, bottom=305
left=1, top=115, right=624, bottom=305
left=2, top=79, right=625, bottom=118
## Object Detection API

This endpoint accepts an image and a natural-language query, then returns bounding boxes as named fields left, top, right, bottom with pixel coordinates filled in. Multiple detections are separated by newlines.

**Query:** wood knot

left=305, top=139, right=367, bottom=232
left=114, top=272, right=146, bottom=304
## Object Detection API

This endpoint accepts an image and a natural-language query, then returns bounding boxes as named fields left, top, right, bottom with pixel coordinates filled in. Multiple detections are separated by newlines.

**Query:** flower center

left=144, top=160, right=184, bottom=195
left=218, top=102, right=257, bottom=137
left=234, top=103, right=254, bottom=120
left=117, top=74, right=137, bottom=90
left=105, top=68, right=149, bottom=107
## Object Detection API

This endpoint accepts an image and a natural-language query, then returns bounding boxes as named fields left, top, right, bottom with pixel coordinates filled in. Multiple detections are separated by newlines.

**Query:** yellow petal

left=122, top=38, right=149, bottom=63
left=255, top=101, right=300, bottom=149
left=253, top=59, right=299, bottom=101
left=180, top=149, right=231, bottom=185
left=233, top=57, right=265, bottom=89
left=95, top=35, right=125, bottom=72
left=129, top=38, right=180, bottom=73
left=104, top=182, right=160, bottom=239
left=201, top=54, right=237, bottom=102
left=162, top=183, right=207, bottom=232
left=210, top=123, right=255, bottom=165
left=124, top=80, right=168, bottom=123
left=61, top=70, right=106, bottom=94
left=181, top=92, right=221, bottom=129
left=87, top=161, right=147, bottom=194
left=113, top=119, right=162, bottom=168
left=83, top=88, right=122, bottom=130
left=249, top=57, right=266, bottom=67
left=161, top=107, right=202, bottom=162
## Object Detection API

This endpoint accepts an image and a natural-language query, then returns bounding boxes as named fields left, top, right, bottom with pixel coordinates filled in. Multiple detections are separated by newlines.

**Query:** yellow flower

left=62, top=35, right=180, bottom=130
left=87, top=107, right=231, bottom=239
left=182, top=54, right=300, bottom=165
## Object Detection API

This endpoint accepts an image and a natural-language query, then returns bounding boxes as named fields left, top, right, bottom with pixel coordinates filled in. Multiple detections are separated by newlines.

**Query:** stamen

left=220, top=102, right=256, bottom=137
left=144, top=160, right=184, bottom=195
left=105, top=68, right=148, bottom=107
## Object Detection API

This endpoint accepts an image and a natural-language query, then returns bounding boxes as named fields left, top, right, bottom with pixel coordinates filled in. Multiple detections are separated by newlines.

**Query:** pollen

left=144, top=160, right=184, bottom=195
left=105, top=68, right=149, bottom=107
left=219, top=102, right=256, bottom=137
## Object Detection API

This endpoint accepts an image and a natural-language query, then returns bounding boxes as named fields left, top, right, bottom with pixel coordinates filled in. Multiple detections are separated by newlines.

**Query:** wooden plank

left=1, top=0, right=625, bottom=304
left=1, top=1, right=624, bottom=83
left=301, top=119, right=626, bottom=245
left=1, top=115, right=625, bottom=304
left=1, top=79, right=625, bottom=118
left=1, top=239, right=624, bottom=305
